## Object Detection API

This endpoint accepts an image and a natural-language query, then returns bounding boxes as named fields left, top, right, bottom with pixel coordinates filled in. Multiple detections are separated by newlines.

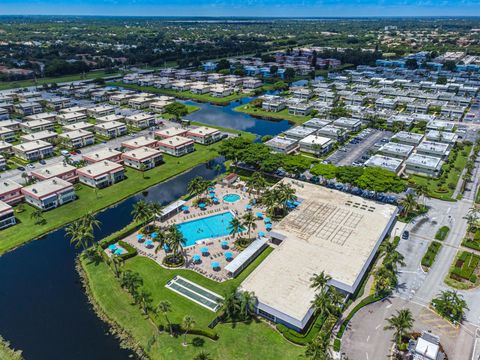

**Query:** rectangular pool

left=177, top=211, right=237, bottom=246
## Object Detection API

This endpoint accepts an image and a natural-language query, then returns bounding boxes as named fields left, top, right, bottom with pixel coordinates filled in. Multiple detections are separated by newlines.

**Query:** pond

left=0, top=158, right=225, bottom=360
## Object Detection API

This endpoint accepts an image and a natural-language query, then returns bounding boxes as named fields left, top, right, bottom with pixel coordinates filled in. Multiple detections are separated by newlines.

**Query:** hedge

left=421, top=241, right=442, bottom=268
left=336, top=294, right=383, bottom=340
left=160, top=324, right=218, bottom=340
left=462, top=238, right=480, bottom=251
left=435, top=226, right=450, bottom=241
left=333, top=338, right=341, bottom=352
left=117, top=240, right=138, bottom=260
left=99, top=221, right=141, bottom=248
left=276, top=312, right=326, bottom=345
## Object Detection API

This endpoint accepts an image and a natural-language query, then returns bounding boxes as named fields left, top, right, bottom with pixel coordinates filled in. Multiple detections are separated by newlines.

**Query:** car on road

left=18, top=166, right=25, bottom=171
left=27, top=164, right=35, bottom=169
left=39, top=159, right=46, bottom=165
left=402, top=230, right=409, bottom=240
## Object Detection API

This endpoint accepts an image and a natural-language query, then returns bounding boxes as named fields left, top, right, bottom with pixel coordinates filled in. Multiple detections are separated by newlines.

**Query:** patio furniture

left=136, top=234, right=145, bottom=242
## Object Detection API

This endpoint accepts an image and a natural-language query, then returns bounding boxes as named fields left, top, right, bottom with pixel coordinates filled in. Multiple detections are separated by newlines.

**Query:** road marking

left=365, top=352, right=369, bottom=360
left=386, top=304, right=392, bottom=309
left=375, top=324, right=381, bottom=330
left=366, top=335, right=370, bottom=342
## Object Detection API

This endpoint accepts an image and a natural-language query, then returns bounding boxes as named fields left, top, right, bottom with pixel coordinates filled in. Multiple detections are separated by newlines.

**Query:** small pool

left=223, top=193, right=241, bottom=203
left=177, top=212, right=239, bottom=246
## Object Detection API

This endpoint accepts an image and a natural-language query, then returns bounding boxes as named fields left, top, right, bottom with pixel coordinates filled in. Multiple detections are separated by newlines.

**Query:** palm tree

left=384, top=309, right=414, bottom=345
left=228, top=217, right=243, bottom=239
left=31, top=209, right=45, bottom=225
left=431, top=290, right=469, bottom=324
left=276, top=182, right=296, bottom=215
left=261, top=189, right=278, bottom=216
left=239, top=291, right=257, bottom=320
left=120, top=270, right=143, bottom=299
left=305, top=334, right=333, bottom=360
left=464, top=207, right=479, bottom=232
left=81, top=212, right=101, bottom=232
left=312, top=291, right=332, bottom=320
left=310, top=271, right=332, bottom=292
left=219, top=289, right=241, bottom=320
left=187, top=176, right=209, bottom=199
left=139, top=163, right=147, bottom=179
left=241, top=212, right=257, bottom=239
left=194, top=351, right=212, bottom=360
left=131, top=200, right=150, bottom=227
left=157, top=300, right=173, bottom=336
left=415, top=184, right=429, bottom=207
left=108, top=254, right=124, bottom=278
left=246, top=172, right=267, bottom=196
left=384, top=250, right=406, bottom=273
left=400, top=193, right=418, bottom=217
left=138, top=289, right=153, bottom=315
left=182, top=315, right=196, bottom=346
left=66, top=220, right=88, bottom=252
left=154, top=231, right=169, bottom=255
left=166, top=225, right=186, bottom=260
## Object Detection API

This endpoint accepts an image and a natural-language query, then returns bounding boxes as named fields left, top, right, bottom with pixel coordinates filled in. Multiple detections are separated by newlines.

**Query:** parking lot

left=327, top=128, right=393, bottom=166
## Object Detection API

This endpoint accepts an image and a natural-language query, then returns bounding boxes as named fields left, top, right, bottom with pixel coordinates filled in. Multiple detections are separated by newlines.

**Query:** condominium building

left=186, top=126, right=222, bottom=145
left=0, top=179, right=24, bottom=205
left=20, top=119, right=55, bottom=134
left=94, top=121, right=127, bottom=139
left=20, top=130, right=58, bottom=144
left=125, top=113, right=156, bottom=129
left=22, top=177, right=76, bottom=210
left=83, top=148, right=122, bottom=163
left=121, top=136, right=158, bottom=150
left=12, top=140, right=54, bottom=162
left=77, top=161, right=125, bottom=188
left=31, top=163, right=78, bottom=183
left=155, top=127, right=188, bottom=139
left=0, top=200, right=16, bottom=230
left=122, top=147, right=163, bottom=170
left=157, top=136, right=195, bottom=157
left=59, top=130, right=95, bottom=149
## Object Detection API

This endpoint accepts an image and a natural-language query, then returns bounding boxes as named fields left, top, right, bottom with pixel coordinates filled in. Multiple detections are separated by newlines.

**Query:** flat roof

left=94, top=121, right=126, bottom=130
left=157, top=135, right=194, bottom=147
left=59, top=129, right=94, bottom=140
left=96, top=114, right=125, bottom=123
left=406, top=153, right=443, bottom=168
left=0, top=200, right=13, bottom=213
left=241, top=179, right=397, bottom=322
left=299, top=134, right=333, bottom=147
left=21, top=119, right=53, bottom=128
left=21, top=130, right=57, bottom=142
left=426, top=130, right=457, bottom=143
left=155, top=127, right=187, bottom=138
left=265, top=136, right=298, bottom=149
left=187, top=126, right=220, bottom=136
left=123, top=146, right=162, bottom=160
left=32, top=163, right=76, bottom=179
left=125, top=113, right=155, bottom=121
left=0, top=179, right=23, bottom=194
left=56, top=112, right=86, bottom=120
left=13, top=140, right=52, bottom=152
left=63, top=122, right=94, bottom=131
left=303, top=118, right=332, bottom=128
left=379, top=142, right=414, bottom=156
left=365, top=155, right=403, bottom=172
left=392, top=131, right=424, bottom=144
left=22, top=177, right=72, bottom=198
left=416, top=140, right=450, bottom=154
left=84, top=147, right=121, bottom=161
left=78, top=160, right=124, bottom=177
left=121, top=136, right=157, bottom=148
left=284, top=126, right=317, bottom=138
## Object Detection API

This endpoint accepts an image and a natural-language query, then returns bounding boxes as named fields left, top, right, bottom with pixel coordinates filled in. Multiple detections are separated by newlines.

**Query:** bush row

left=421, top=241, right=442, bottom=268
left=450, top=251, right=480, bottom=283
left=435, top=226, right=450, bottom=241
left=276, top=313, right=326, bottom=345
left=117, top=240, right=138, bottom=260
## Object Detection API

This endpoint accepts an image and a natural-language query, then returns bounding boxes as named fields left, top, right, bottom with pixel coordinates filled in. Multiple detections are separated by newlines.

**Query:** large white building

left=241, top=179, right=398, bottom=331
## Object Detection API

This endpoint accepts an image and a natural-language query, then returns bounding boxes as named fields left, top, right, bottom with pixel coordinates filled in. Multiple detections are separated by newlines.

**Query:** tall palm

left=384, top=309, right=414, bottom=345
left=219, top=289, right=241, bottom=320
left=239, top=291, right=257, bottom=320
left=464, top=207, right=479, bottom=231
left=415, top=184, right=429, bottom=207
left=261, top=189, right=278, bottom=215
left=400, top=193, right=418, bottom=217
left=66, top=220, right=88, bottom=252
left=109, top=254, right=124, bottom=278
left=228, top=217, right=243, bottom=239
left=384, top=250, right=406, bottom=273
left=81, top=211, right=101, bottom=232
left=154, top=230, right=169, bottom=255
left=166, top=225, right=186, bottom=260
left=131, top=200, right=150, bottom=227
left=310, top=271, right=332, bottom=292
left=138, top=289, right=153, bottom=315
left=432, top=290, right=469, bottom=323
left=241, top=212, right=257, bottom=239
left=277, top=182, right=297, bottom=215
left=305, top=334, right=333, bottom=360
left=182, top=315, right=196, bottom=346
left=246, top=172, right=267, bottom=196
left=157, top=300, right=173, bottom=336
left=311, top=290, right=332, bottom=319
left=120, top=270, right=143, bottom=298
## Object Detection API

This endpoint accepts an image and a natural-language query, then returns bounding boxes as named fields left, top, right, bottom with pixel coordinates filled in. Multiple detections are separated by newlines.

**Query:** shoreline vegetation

left=0, top=130, right=255, bottom=256
left=233, top=104, right=312, bottom=125
left=0, top=336, right=23, bottom=360
left=79, top=247, right=303, bottom=359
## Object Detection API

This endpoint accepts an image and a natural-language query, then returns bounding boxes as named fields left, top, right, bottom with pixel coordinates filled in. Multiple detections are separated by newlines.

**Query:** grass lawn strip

left=0, top=132, right=255, bottom=255
left=80, top=248, right=303, bottom=359
left=232, top=104, right=311, bottom=125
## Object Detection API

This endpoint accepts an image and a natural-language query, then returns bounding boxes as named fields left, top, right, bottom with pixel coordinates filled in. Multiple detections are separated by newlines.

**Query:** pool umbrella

left=163, top=244, right=171, bottom=252
left=201, top=246, right=209, bottom=254
left=256, top=212, right=263, bottom=218
left=258, top=231, right=265, bottom=237
left=208, top=187, right=215, bottom=191
left=136, top=234, right=144, bottom=241
left=264, top=217, right=271, bottom=224
left=150, top=232, right=158, bottom=239
left=293, top=200, right=301, bottom=206
left=221, top=241, right=228, bottom=248
left=211, top=261, right=220, bottom=269
left=224, top=252, right=233, bottom=260
left=192, top=254, right=201, bottom=263
left=145, top=240, right=154, bottom=247
left=209, top=192, right=216, bottom=198
left=266, top=223, right=272, bottom=230
left=114, top=249, right=123, bottom=256
left=199, top=203, right=206, bottom=209
left=181, top=205, right=189, bottom=212
left=212, top=197, right=219, bottom=203
left=245, top=204, right=252, bottom=210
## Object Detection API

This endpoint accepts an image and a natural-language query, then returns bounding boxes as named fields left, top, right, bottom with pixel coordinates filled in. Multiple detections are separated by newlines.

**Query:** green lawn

left=0, top=70, right=123, bottom=91
left=409, top=145, right=472, bottom=201
left=232, top=104, right=312, bottom=125
left=160, top=104, right=199, bottom=120
left=0, top=133, right=255, bottom=255
left=81, top=249, right=303, bottom=360
left=109, top=82, right=253, bottom=105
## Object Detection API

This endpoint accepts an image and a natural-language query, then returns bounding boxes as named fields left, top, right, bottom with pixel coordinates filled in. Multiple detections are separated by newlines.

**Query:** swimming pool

left=177, top=212, right=238, bottom=246
left=223, top=193, right=241, bottom=203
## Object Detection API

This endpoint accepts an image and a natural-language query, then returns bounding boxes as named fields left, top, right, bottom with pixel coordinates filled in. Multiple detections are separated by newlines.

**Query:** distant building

left=0, top=200, right=16, bottom=230
left=12, top=140, right=54, bottom=162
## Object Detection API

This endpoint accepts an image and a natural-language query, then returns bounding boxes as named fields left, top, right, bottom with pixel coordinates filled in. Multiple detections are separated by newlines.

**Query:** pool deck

left=123, top=183, right=270, bottom=282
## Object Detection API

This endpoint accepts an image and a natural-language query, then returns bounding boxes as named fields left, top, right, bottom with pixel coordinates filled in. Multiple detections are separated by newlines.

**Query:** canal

left=0, top=158, right=225, bottom=360
left=0, top=93, right=294, bottom=359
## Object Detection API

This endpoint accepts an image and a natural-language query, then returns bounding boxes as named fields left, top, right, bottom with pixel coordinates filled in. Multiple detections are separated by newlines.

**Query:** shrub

left=117, top=240, right=138, bottom=260
left=450, top=251, right=480, bottom=282
left=435, top=226, right=450, bottom=241
left=421, top=241, right=442, bottom=268
left=276, top=313, right=326, bottom=345
left=162, top=254, right=185, bottom=268
left=100, top=222, right=141, bottom=248
left=333, top=338, right=341, bottom=352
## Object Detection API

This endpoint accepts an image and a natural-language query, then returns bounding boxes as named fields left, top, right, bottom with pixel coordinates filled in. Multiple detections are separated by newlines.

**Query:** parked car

left=39, top=160, right=46, bottom=165
left=402, top=231, right=410, bottom=240
left=18, top=166, right=25, bottom=171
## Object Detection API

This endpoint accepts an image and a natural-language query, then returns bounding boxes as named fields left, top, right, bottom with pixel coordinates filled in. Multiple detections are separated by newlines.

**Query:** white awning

left=159, top=199, right=186, bottom=218
left=225, top=237, right=268, bottom=275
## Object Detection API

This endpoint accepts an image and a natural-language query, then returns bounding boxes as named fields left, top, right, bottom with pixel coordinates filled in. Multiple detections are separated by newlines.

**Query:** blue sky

left=0, top=0, right=479, bottom=17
